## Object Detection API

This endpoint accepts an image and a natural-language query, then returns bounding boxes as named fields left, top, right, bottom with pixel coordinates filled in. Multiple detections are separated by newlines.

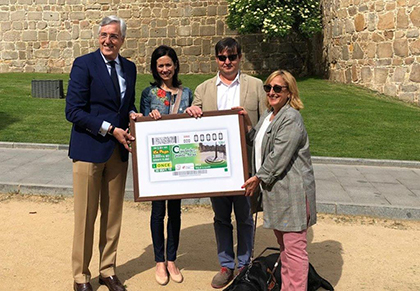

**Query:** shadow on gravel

left=90, top=222, right=343, bottom=289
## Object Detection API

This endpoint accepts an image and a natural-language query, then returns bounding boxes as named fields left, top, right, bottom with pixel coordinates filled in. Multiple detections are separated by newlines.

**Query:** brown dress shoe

left=73, top=282, right=93, bottom=291
left=99, top=275, right=126, bottom=291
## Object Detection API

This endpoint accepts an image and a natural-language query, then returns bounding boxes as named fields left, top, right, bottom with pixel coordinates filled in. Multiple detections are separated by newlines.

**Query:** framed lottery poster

left=129, top=109, right=249, bottom=202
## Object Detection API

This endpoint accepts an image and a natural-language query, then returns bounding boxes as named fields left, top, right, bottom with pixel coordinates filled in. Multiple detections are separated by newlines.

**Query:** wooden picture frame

left=130, top=109, right=249, bottom=202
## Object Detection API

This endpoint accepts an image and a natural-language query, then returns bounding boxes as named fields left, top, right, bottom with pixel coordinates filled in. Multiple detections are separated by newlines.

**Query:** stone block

left=217, top=5, right=228, bottom=16
left=150, top=28, right=166, bottom=37
left=374, top=68, right=388, bottom=84
left=361, top=67, right=372, bottom=82
left=378, top=12, right=395, bottom=30
left=402, top=84, right=418, bottom=92
left=200, top=26, right=215, bottom=36
left=57, top=31, right=71, bottom=41
left=367, top=43, right=376, bottom=58
left=345, top=19, right=355, bottom=33
left=384, top=83, right=397, bottom=96
left=407, top=30, right=419, bottom=38
left=183, top=46, right=201, bottom=56
left=22, top=31, right=37, bottom=41
left=348, top=6, right=357, bottom=16
left=384, top=30, right=394, bottom=40
left=409, top=64, right=420, bottom=82
left=410, top=7, right=420, bottom=27
left=11, top=11, right=25, bottom=21
left=200, top=62, right=210, bottom=73
left=38, top=21, right=47, bottom=30
left=39, top=31, right=48, bottom=41
left=377, top=43, right=392, bottom=58
left=70, top=12, right=85, bottom=21
left=368, top=13, right=376, bottom=31
left=178, top=26, right=191, bottom=36
left=376, top=59, right=391, bottom=66
left=140, top=25, right=149, bottom=38
left=168, top=26, right=176, bottom=37
left=141, top=8, right=151, bottom=18
left=192, top=7, right=206, bottom=16
left=80, top=30, right=92, bottom=39
left=351, top=65, right=358, bottom=82
left=85, top=11, right=101, bottom=20
left=191, top=22, right=200, bottom=36
left=352, top=43, right=364, bottom=59
left=28, top=12, right=42, bottom=20
left=337, top=8, right=347, bottom=18
left=405, top=57, right=414, bottom=64
left=392, top=59, right=403, bottom=65
left=0, top=12, right=8, bottom=22
left=127, top=28, right=141, bottom=38
left=332, top=20, right=342, bottom=37
left=3, top=51, right=19, bottom=60
left=394, top=39, right=409, bottom=57
left=16, top=42, right=26, bottom=50
left=169, top=8, right=182, bottom=17
left=386, top=2, right=396, bottom=10
left=217, top=20, right=224, bottom=35
left=176, top=38, right=193, bottom=46
left=152, top=8, right=161, bottom=18
left=342, top=46, right=349, bottom=60
left=208, top=5, right=217, bottom=16
left=43, top=12, right=60, bottom=21
left=354, top=14, right=365, bottom=31
left=157, top=19, right=167, bottom=27
left=34, top=49, right=51, bottom=58
left=118, top=9, right=131, bottom=19
left=399, top=93, right=415, bottom=103
left=372, top=32, right=385, bottom=42
left=375, top=2, right=385, bottom=12
left=397, top=8, right=409, bottom=29
left=410, top=39, right=420, bottom=55
left=3, top=31, right=20, bottom=41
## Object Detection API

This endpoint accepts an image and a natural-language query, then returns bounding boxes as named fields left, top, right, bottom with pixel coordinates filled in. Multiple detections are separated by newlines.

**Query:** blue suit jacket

left=65, top=49, right=137, bottom=163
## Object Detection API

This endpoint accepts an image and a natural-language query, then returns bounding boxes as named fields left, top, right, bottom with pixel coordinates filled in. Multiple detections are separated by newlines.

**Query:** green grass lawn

left=0, top=73, right=419, bottom=161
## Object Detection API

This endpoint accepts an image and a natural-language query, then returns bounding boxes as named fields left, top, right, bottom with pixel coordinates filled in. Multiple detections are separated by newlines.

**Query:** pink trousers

left=274, top=228, right=308, bottom=291
left=273, top=199, right=310, bottom=290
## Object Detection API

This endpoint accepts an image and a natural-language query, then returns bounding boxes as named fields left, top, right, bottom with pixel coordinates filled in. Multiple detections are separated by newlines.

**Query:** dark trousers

left=150, top=199, right=181, bottom=262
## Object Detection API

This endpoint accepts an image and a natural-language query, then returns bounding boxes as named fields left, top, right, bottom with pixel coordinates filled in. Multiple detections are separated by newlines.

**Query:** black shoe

left=99, top=275, right=126, bottom=291
left=73, top=282, right=93, bottom=291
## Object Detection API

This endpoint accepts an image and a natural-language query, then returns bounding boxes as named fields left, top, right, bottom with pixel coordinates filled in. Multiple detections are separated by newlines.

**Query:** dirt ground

left=1, top=193, right=419, bottom=291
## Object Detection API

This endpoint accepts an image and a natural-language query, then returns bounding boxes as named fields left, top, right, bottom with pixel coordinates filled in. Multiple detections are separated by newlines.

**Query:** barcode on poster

left=152, top=136, right=178, bottom=145
left=173, top=170, right=208, bottom=177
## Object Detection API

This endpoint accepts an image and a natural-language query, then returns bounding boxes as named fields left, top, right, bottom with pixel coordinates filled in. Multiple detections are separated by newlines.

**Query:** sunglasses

left=263, top=84, right=288, bottom=93
left=217, top=54, right=238, bottom=62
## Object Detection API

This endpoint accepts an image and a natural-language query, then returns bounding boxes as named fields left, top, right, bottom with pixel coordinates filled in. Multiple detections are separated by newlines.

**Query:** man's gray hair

left=98, top=15, right=127, bottom=38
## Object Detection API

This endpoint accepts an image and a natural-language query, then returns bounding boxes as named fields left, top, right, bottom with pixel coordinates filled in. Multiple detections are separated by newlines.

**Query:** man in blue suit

left=65, top=15, right=142, bottom=291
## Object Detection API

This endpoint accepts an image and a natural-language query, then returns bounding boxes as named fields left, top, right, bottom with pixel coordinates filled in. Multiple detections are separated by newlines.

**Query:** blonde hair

left=264, top=70, right=304, bottom=111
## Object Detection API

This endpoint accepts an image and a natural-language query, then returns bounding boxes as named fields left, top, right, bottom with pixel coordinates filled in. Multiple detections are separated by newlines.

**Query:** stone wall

left=1, top=0, right=418, bottom=104
left=323, top=0, right=420, bottom=105
left=0, top=0, right=317, bottom=76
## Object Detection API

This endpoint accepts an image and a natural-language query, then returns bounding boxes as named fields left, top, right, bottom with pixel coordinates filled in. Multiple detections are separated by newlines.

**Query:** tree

left=226, top=0, right=323, bottom=74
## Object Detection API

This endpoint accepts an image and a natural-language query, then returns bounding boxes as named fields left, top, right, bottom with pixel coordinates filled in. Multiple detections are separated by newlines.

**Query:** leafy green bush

left=226, top=0, right=322, bottom=39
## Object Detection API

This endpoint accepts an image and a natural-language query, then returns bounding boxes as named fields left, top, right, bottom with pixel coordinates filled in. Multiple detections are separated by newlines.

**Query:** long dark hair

left=150, top=45, right=181, bottom=87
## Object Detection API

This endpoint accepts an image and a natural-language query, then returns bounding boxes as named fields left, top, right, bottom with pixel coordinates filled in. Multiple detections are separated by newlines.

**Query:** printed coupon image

left=148, top=129, right=230, bottom=182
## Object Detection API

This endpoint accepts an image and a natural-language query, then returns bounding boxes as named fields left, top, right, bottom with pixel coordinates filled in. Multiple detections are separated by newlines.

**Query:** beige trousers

left=72, top=147, right=128, bottom=284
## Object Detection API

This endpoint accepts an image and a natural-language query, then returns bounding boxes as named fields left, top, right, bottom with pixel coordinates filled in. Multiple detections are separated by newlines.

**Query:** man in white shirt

left=186, top=37, right=266, bottom=289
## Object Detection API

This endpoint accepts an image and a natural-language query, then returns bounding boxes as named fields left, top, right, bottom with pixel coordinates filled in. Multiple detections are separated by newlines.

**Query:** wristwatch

left=108, top=125, right=115, bottom=136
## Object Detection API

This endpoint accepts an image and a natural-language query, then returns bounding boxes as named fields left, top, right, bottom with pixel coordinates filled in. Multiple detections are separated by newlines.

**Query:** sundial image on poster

left=148, top=129, right=230, bottom=182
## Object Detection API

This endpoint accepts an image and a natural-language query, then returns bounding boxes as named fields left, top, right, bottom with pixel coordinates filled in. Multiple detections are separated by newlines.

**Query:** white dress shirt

left=216, top=71, right=240, bottom=110
left=99, top=52, right=127, bottom=136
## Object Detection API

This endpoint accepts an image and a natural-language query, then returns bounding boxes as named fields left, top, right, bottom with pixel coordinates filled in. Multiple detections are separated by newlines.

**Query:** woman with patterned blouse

left=140, top=45, right=192, bottom=286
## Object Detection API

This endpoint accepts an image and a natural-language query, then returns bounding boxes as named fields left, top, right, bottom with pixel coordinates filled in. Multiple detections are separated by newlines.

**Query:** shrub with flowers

left=226, top=0, right=322, bottom=39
